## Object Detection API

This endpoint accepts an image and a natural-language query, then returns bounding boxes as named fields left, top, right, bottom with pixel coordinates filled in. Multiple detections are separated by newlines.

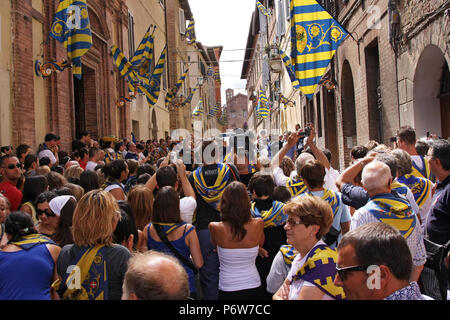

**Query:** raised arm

left=175, top=159, right=196, bottom=200
left=271, top=132, right=299, bottom=169
left=335, top=153, right=376, bottom=191
left=304, top=124, right=330, bottom=170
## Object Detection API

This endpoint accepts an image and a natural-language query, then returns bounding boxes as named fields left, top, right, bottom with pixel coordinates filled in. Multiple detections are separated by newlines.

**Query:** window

left=284, top=0, right=290, bottom=20
left=128, top=11, right=135, bottom=58
left=179, top=8, right=186, bottom=35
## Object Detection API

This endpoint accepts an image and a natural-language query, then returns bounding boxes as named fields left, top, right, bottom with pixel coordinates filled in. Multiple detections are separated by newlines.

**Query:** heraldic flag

left=50, top=0, right=93, bottom=80
left=140, top=46, right=167, bottom=107
left=290, top=0, right=348, bottom=99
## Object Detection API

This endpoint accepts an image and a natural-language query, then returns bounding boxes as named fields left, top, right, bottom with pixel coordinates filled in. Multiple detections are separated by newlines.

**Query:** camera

left=298, top=126, right=311, bottom=138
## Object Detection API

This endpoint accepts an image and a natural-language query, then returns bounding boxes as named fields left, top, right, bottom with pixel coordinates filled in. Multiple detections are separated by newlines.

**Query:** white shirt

left=85, top=161, right=98, bottom=172
left=286, top=240, right=334, bottom=300
left=351, top=207, right=427, bottom=267
left=217, top=245, right=261, bottom=292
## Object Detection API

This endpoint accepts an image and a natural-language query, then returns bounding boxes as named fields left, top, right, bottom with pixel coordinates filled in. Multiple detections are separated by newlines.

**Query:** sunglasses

left=336, top=265, right=370, bottom=280
left=286, top=218, right=309, bottom=227
left=3, top=163, right=23, bottom=170
left=36, top=208, right=56, bottom=218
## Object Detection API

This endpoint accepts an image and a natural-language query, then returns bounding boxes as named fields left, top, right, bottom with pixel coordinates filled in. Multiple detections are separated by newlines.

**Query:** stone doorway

left=413, top=45, right=449, bottom=138
left=341, top=60, right=357, bottom=167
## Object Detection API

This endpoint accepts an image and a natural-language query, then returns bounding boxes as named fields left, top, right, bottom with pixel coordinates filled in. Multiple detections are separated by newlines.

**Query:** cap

left=45, top=133, right=59, bottom=142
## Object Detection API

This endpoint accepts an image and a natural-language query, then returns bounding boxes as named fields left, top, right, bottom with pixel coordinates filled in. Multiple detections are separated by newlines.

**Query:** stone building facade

left=0, top=0, right=223, bottom=151
left=242, top=0, right=449, bottom=171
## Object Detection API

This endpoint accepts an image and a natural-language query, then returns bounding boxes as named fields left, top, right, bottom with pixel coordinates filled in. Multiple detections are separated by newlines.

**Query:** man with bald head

left=351, top=161, right=426, bottom=282
left=122, top=251, right=190, bottom=300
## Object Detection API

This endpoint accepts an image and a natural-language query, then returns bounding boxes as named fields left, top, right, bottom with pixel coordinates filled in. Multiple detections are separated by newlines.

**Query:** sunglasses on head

left=3, top=163, right=22, bottom=170
left=36, top=208, right=56, bottom=218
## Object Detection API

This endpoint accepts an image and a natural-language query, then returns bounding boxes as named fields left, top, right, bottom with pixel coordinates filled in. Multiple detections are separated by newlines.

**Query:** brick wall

left=11, top=0, right=36, bottom=147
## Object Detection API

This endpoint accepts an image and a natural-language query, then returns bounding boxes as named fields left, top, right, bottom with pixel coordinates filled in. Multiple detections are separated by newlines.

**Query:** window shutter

left=179, top=8, right=186, bottom=35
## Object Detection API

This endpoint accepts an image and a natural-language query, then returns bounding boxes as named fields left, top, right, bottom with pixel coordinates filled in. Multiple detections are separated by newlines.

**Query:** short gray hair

left=295, top=152, right=315, bottom=177
left=390, top=149, right=412, bottom=177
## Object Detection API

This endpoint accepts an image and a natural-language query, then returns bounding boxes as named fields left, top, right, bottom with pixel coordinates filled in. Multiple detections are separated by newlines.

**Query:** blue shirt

left=0, top=244, right=54, bottom=300
left=147, top=224, right=197, bottom=294
left=384, top=282, right=428, bottom=300
left=296, top=190, right=351, bottom=248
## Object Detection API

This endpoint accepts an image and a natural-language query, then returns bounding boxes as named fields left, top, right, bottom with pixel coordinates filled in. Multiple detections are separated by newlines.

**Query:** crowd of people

left=0, top=124, right=448, bottom=301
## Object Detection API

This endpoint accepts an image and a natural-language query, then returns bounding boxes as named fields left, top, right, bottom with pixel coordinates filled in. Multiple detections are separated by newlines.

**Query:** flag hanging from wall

left=279, top=48, right=300, bottom=90
left=50, top=0, right=93, bottom=79
left=256, top=1, right=269, bottom=17
left=165, top=67, right=190, bottom=107
left=258, top=89, right=270, bottom=119
left=192, top=98, right=204, bottom=116
left=290, top=0, right=348, bottom=99
left=140, top=46, right=167, bottom=107
left=186, top=18, right=197, bottom=45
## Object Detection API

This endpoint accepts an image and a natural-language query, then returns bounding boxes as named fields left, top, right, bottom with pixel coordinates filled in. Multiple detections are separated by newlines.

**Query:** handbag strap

left=153, top=224, right=198, bottom=274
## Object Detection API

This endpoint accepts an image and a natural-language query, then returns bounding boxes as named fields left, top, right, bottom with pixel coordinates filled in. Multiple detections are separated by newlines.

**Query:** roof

left=179, top=0, right=193, bottom=20
left=241, top=9, right=259, bottom=79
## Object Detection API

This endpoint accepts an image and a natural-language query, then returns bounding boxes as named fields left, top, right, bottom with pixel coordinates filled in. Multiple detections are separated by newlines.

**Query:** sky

left=188, top=0, right=256, bottom=100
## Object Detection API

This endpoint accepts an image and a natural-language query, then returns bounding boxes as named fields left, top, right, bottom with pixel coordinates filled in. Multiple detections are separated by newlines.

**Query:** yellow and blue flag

left=192, top=98, right=204, bottom=116
left=186, top=19, right=196, bottom=45
left=131, top=27, right=155, bottom=78
left=279, top=48, right=300, bottom=90
left=50, top=0, right=93, bottom=79
left=280, top=93, right=290, bottom=108
left=214, top=68, right=221, bottom=84
left=165, top=67, right=190, bottom=107
left=140, top=46, right=167, bottom=107
left=290, top=0, right=348, bottom=99
left=256, top=1, right=269, bottom=17
left=184, top=84, right=199, bottom=105
left=209, top=100, right=221, bottom=116
left=111, top=45, right=133, bottom=78
left=258, top=89, right=270, bottom=119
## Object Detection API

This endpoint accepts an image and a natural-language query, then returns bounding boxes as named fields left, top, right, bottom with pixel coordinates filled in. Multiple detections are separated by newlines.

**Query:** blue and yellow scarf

left=10, top=233, right=55, bottom=250
left=280, top=244, right=298, bottom=266
left=286, top=177, right=308, bottom=197
left=364, top=193, right=416, bottom=239
left=391, top=181, right=409, bottom=198
left=193, top=164, right=231, bottom=210
left=396, top=174, right=432, bottom=208
left=291, top=244, right=345, bottom=300
left=56, top=245, right=108, bottom=300
left=411, top=156, right=431, bottom=180
left=152, top=222, right=186, bottom=237
left=306, top=189, right=340, bottom=218
left=251, top=200, right=286, bottom=228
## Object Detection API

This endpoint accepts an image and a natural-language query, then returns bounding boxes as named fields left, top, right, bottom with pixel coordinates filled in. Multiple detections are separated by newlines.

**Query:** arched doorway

left=413, top=45, right=450, bottom=139
left=325, top=89, right=339, bottom=169
left=341, top=60, right=357, bottom=166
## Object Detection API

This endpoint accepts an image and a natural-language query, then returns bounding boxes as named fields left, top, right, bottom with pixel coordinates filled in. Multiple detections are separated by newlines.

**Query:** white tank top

left=217, top=245, right=261, bottom=292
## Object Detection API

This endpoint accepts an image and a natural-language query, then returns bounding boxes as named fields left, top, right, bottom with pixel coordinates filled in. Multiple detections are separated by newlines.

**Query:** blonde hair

left=64, top=165, right=84, bottom=181
left=283, top=196, right=333, bottom=240
left=72, top=189, right=120, bottom=246
left=35, top=165, right=51, bottom=176
left=127, top=185, right=154, bottom=230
